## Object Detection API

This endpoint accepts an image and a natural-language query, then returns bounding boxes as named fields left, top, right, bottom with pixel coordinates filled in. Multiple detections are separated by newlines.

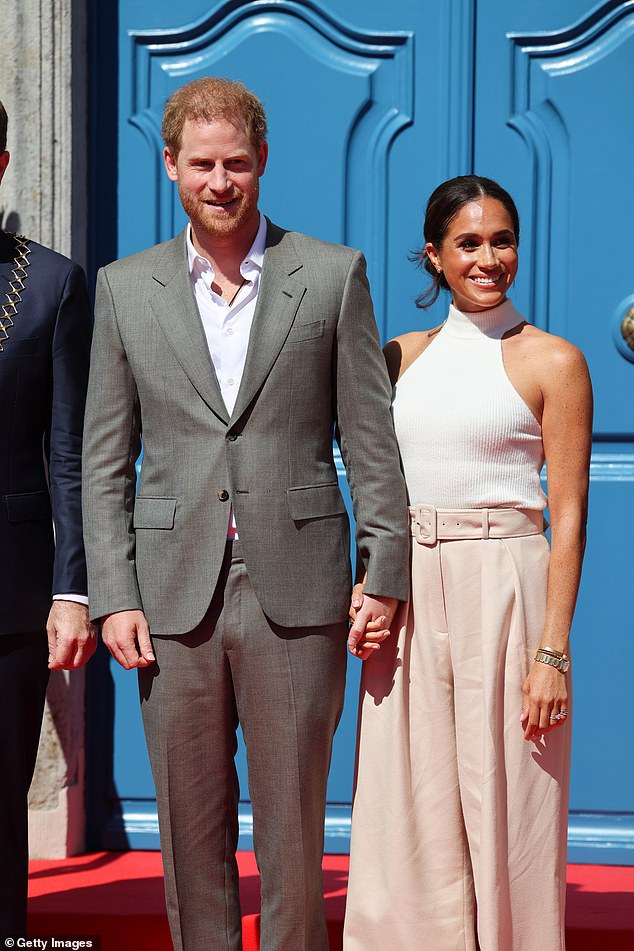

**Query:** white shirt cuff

left=53, top=594, right=89, bottom=606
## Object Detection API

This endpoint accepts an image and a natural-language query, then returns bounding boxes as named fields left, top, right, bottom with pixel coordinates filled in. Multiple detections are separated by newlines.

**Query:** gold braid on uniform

left=0, top=234, right=32, bottom=352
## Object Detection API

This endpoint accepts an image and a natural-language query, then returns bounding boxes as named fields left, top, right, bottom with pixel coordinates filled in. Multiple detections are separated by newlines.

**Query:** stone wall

left=0, top=0, right=89, bottom=857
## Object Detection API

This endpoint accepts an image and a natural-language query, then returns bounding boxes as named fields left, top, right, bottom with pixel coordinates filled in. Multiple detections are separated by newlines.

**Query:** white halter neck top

left=392, top=298, right=547, bottom=511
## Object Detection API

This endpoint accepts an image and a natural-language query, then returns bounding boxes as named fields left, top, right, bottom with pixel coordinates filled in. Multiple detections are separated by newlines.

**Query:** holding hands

left=347, top=579, right=397, bottom=661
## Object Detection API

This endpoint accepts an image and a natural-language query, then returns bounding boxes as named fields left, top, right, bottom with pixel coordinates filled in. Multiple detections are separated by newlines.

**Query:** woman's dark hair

left=414, top=175, right=520, bottom=309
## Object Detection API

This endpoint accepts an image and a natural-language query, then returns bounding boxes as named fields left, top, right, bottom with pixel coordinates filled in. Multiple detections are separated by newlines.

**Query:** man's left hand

left=348, top=592, right=398, bottom=661
left=46, top=601, right=98, bottom=670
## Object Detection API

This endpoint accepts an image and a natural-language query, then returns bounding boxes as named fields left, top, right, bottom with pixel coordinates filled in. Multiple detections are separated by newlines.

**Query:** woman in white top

left=343, top=176, right=592, bottom=951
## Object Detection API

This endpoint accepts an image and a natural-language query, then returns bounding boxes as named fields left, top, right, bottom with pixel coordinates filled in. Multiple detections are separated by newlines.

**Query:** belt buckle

left=413, top=504, right=437, bottom=545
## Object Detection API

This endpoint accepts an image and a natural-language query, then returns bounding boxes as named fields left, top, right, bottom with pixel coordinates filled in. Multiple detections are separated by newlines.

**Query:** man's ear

left=163, top=147, right=178, bottom=182
left=0, top=151, right=10, bottom=185
left=257, top=141, right=268, bottom=178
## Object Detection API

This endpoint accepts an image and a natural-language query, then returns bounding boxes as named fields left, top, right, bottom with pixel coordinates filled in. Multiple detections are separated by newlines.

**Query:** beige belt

left=409, top=504, right=545, bottom=545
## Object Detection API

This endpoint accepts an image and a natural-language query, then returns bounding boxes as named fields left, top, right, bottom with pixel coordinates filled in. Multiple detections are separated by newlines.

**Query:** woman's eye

left=461, top=241, right=477, bottom=250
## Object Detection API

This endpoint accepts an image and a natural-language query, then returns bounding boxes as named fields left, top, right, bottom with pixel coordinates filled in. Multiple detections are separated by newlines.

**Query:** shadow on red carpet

left=27, top=852, right=633, bottom=951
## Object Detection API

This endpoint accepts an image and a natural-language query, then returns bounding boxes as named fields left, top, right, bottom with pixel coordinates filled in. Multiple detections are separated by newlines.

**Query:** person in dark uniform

left=0, top=97, right=96, bottom=939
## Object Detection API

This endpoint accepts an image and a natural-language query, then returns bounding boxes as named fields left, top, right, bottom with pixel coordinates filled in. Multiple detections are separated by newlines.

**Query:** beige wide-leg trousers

left=344, top=507, right=570, bottom=951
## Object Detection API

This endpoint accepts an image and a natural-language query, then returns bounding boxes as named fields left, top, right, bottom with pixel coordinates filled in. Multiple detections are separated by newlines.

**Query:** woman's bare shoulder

left=383, top=326, right=444, bottom=385
left=511, top=323, right=589, bottom=376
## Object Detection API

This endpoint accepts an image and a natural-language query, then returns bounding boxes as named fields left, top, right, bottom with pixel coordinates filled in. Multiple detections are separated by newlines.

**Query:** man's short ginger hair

left=0, top=99, right=8, bottom=153
left=162, top=77, right=267, bottom=156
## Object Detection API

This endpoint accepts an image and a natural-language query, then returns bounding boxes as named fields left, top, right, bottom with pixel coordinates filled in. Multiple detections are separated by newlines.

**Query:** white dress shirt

left=187, top=213, right=267, bottom=538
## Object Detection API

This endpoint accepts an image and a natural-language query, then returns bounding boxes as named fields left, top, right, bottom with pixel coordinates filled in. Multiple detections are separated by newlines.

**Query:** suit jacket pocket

left=133, top=497, right=177, bottom=530
left=5, top=490, right=51, bottom=522
left=287, top=482, right=346, bottom=521
left=286, top=319, right=325, bottom=344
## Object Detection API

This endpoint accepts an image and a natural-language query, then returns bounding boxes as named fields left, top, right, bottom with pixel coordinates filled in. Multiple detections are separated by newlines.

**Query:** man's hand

left=348, top=591, right=398, bottom=661
left=46, top=601, right=98, bottom=670
left=101, top=609, right=155, bottom=669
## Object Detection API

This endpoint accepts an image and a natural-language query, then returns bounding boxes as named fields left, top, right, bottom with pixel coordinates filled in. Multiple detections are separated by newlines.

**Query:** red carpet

left=27, top=852, right=633, bottom=950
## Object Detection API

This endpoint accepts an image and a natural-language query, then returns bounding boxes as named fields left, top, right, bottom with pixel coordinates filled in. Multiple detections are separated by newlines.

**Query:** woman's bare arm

left=521, top=336, right=593, bottom=739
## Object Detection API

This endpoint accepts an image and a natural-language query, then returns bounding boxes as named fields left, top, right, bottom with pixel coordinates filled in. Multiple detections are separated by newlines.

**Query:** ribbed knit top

left=392, top=298, right=547, bottom=510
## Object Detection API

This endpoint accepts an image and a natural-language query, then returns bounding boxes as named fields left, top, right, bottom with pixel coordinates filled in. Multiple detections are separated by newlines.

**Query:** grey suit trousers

left=139, top=541, right=347, bottom=951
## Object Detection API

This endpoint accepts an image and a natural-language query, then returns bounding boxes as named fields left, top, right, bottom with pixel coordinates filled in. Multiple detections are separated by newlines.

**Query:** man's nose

left=207, top=165, right=230, bottom=192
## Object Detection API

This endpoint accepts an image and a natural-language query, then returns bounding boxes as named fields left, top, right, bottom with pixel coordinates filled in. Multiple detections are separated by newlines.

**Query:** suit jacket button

left=217, top=489, right=230, bottom=502
left=226, top=432, right=237, bottom=442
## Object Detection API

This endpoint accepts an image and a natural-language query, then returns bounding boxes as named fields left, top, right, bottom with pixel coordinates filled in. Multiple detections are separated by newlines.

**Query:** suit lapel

left=230, top=222, right=305, bottom=425
left=150, top=230, right=229, bottom=424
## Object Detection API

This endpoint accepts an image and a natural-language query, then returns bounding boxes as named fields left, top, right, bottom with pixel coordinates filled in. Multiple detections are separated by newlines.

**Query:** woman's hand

left=521, top=661, right=569, bottom=740
left=348, top=581, right=392, bottom=660
left=349, top=582, right=365, bottom=623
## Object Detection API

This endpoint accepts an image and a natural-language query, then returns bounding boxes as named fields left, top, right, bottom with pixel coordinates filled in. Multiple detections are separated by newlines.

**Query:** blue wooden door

left=472, top=0, right=634, bottom=864
left=91, top=0, right=633, bottom=864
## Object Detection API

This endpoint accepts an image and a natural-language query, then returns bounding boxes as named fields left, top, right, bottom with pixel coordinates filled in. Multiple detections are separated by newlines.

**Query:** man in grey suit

left=83, top=77, right=408, bottom=951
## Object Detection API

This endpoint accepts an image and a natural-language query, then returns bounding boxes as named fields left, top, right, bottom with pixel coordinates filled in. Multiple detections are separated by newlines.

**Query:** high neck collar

left=444, top=298, right=524, bottom=340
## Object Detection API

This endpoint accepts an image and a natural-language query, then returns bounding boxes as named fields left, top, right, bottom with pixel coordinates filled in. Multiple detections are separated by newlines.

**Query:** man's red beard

left=177, top=182, right=259, bottom=240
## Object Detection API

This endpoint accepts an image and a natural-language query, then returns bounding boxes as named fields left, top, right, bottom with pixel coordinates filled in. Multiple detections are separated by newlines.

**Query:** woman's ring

left=550, top=710, right=568, bottom=722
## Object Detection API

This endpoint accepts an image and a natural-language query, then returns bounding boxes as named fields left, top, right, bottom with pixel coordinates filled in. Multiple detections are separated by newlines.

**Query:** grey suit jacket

left=83, top=221, right=409, bottom=634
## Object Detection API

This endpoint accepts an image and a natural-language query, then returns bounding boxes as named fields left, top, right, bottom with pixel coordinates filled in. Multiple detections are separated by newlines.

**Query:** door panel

left=474, top=0, right=634, bottom=863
